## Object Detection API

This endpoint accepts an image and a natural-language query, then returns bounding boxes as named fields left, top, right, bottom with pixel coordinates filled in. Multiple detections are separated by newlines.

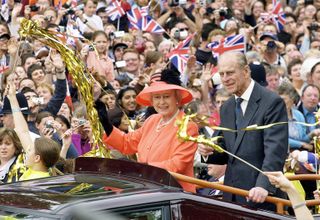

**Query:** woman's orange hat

left=136, top=81, right=193, bottom=106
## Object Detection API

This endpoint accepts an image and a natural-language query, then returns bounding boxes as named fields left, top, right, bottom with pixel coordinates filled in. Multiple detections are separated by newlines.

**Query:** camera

left=78, top=119, right=87, bottom=126
left=108, top=31, right=124, bottom=40
left=198, top=0, right=206, bottom=7
left=115, top=60, right=126, bottom=68
left=174, top=29, right=188, bottom=40
left=45, top=121, right=54, bottom=129
left=31, top=97, right=44, bottom=105
left=219, top=7, right=232, bottom=19
left=58, top=26, right=66, bottom=32
left=88, top=45, right=95, bottom=51
left=44, top=16, right=53, bottom=22
left=30, top=5, right=40, bottom=12
left=169, top=0, right=187, bottom=7
left=308, top=23, right=319, bottom=31
left=108, top=32, right=115, bottom=40
left=266, top=40, right=277, bottom=51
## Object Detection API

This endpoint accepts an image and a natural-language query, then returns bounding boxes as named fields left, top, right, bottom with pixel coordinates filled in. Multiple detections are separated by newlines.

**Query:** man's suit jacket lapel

left=232, top=83, right=261, bottom=156
left=223, top=98, right=237, bottom=147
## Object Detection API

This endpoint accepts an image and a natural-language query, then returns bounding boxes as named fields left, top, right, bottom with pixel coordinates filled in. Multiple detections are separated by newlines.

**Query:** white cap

left=297, top=150, right=308, bottom=163
left=300, top=57, right=320, bottom=81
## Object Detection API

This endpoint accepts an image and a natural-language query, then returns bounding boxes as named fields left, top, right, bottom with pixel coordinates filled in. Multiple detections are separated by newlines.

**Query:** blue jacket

left=289, top=108, right=310, bottom=150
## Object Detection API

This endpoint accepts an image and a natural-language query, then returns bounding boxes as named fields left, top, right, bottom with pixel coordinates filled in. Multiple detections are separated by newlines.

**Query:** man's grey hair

left=220, top=51, right=248, bottom=69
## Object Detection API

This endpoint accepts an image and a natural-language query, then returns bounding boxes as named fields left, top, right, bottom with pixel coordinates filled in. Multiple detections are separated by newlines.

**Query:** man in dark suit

left=199, top=51, right=288, bottom=210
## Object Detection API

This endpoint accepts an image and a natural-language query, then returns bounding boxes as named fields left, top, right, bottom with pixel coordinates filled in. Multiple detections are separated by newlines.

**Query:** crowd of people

left=1, top=0, right=320, bottom=217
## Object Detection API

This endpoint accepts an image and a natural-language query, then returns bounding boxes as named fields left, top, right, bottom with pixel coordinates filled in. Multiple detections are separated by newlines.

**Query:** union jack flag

left=0, top=0, right=9, bottom=21
left=166, top=34, right=195, bottom=74
left=127, top=6, right=165, bottom=34
left=260, top=0, right=286, bottom=32
left=127, top=7, right=142, bottom=30
left=106, top=0, right=125, bottom=21
left=140, top=5, right=149, bottom=16
left=66, top=21, right=83, bottom=47
left=207, top=34, right=245, bottom=59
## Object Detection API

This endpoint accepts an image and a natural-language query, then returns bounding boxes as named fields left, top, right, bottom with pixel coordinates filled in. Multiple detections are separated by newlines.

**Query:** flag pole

left=117, top=18, right=120, bottom=31
left=252, top=20, right=266, bottom=30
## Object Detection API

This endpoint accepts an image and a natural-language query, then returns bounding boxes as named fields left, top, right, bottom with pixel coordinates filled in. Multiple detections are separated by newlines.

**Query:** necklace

left=155, top=110, right=180, bottom=132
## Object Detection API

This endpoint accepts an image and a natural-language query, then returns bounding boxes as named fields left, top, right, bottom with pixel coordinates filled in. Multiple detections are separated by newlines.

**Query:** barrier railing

left=169, top=172, right=320, bottom=215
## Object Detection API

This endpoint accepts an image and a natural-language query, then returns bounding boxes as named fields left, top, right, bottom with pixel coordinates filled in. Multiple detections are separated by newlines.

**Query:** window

left=111, top=203, right=170, bottom=220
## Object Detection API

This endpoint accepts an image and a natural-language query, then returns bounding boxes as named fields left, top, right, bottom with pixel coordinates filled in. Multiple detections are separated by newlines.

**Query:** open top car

left=0, top=157, right=315, bottom=220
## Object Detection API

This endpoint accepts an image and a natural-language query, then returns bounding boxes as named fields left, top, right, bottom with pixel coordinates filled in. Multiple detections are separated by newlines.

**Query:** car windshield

left=37, top=174, right=140, bottom=195
left=0, top=173, right=156, bottom=212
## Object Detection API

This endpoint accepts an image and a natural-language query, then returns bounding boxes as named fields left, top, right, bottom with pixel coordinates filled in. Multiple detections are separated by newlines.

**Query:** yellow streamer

left=176, top=114, right=265, bottom=174
left=19, top=19, right=109, bottom=158
left=196, top=115, right=320, bottom=133
left=176, top=114, right=224, bottom=153
left=65, top=183, right=92, bottom=195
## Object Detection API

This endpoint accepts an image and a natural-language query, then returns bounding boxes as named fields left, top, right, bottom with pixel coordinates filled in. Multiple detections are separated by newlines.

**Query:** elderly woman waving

left=96, top=70, right=198, bottom=192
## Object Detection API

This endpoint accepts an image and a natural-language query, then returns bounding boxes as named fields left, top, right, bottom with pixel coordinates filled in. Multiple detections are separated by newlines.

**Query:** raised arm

left=264, top=171, right=314, bottom=220
left=6, top=81, right=34, bottom=152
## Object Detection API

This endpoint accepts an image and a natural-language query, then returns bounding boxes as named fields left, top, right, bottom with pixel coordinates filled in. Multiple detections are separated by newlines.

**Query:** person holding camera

left=75, top=0, right=103, bottom=34
left=157, top=1, right=198, bottom=39
left=259, top=33, right=287, bottom=71
left=70, top=104, right=93, bottom=156
left=19, top=53, right=67, bottom=134
left=34, top=111, right=78, bottom=159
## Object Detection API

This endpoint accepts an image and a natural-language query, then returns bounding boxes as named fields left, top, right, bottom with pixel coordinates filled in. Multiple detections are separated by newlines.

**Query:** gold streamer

left=178, top=109, right=320, bottom=181
left=195, top=114, right=320, bottom=133
left=176, top=114, right=265, bottom=174
left=19, top=19, right=109, bottom=158
left=176, top=114, right=224, bottom=153
left=65, top=183, right=92, bottom=195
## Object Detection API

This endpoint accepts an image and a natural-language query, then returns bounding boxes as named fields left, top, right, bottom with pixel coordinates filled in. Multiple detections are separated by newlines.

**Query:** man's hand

left=247, top=187, right=268, bottom=203
left=198, top=143, right=214, bottom=156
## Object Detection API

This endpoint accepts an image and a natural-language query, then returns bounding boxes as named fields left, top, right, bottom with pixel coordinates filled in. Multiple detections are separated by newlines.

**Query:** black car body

left=0, top=158, right=313, bottom=219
